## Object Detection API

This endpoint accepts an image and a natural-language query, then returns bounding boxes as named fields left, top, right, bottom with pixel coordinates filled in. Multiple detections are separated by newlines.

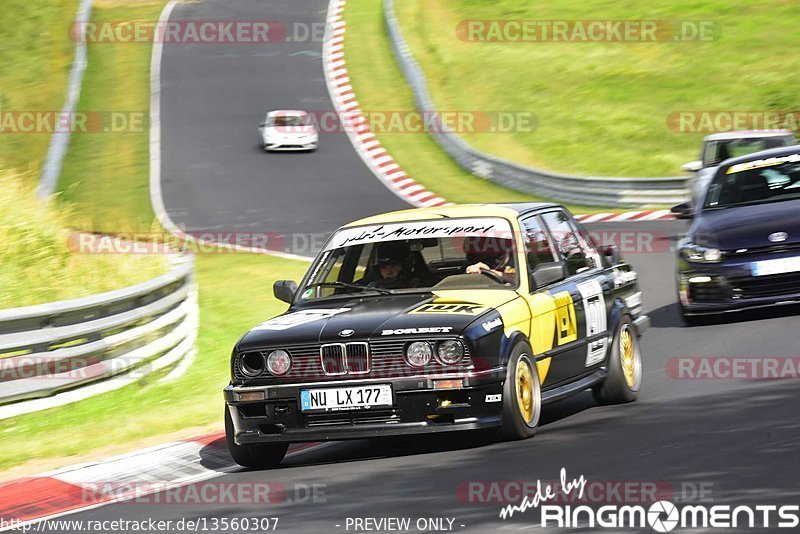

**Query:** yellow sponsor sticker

left=726, top=153, right=800, bottom=174
left=552, top=291, right=577, bottom=345
left=411, top=303, right=485, bottom=315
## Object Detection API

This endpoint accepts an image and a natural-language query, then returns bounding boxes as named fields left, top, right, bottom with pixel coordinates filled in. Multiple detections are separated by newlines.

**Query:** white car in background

left=679, top=130, right=795, bottom=214
left=257, top=110, right=318, bottom=152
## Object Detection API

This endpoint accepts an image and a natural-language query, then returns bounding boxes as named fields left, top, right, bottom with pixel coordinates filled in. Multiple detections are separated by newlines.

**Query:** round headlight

left=436, top=340, right=464, bottom=365
left=266, top=349, right=292, bottom=376
left=405, top=341, right=432, bottom=367
left=240, top=352, right=265, bottom=377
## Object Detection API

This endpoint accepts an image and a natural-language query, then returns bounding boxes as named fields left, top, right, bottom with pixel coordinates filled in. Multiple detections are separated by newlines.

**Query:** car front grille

left=345, top=342, right=370, bottom=374
left=688, top=279, right=727, bottom=302
left=730, top=273, right=800, bottom=299
left=234, top=338, right=473, bottom=383
left=726, top=243, right=800, bottom=257
left=320, top=344, right=347, bottom=376
left=304, top=409, right=400, bottom=427
left=320, top=343, right=370, bottom=376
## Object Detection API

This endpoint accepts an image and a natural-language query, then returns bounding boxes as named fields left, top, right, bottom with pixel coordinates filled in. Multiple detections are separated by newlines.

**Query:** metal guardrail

left=0, top=255, right=197, bottom=420
left=382, top=0, right=689, bottom=207
left=38, top=0, right=93, bottom=199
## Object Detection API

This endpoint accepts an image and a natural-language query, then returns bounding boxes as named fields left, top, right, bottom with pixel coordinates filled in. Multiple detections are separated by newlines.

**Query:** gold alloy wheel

left=515, top=355, right=540, bottom=427
left=620, top=325, right=641, bottom=390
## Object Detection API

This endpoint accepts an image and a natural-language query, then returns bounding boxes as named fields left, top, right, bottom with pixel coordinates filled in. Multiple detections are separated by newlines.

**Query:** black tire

left=593, top=316, right=642, bottom=404
left=499, top=342, right=541, bottom=440
left=224, top=407, right=288, bottom=468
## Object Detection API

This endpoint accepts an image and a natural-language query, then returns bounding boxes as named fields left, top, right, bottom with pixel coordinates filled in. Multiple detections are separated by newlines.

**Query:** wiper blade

left=306, top=282, right=395, bottom=295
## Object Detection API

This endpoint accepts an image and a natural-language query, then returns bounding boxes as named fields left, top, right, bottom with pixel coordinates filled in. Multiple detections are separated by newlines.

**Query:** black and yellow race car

left=223, top=203, right=649, bottom=467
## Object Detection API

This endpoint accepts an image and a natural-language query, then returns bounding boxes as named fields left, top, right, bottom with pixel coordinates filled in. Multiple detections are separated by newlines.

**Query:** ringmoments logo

left=499, top=469, right=800, bottom=531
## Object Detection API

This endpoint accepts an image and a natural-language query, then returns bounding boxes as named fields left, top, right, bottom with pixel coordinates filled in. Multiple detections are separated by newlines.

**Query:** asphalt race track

left=52, top=0, right=800, bottom=532
left=159, top=0, right=407, bottom=243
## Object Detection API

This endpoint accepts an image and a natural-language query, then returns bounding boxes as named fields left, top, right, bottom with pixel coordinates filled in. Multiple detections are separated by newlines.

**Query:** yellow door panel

left=498, top=296, right=553, bottom=383
left=521, top=290, right=577, bottom=384
left=523, top=292, right=556, bottom=355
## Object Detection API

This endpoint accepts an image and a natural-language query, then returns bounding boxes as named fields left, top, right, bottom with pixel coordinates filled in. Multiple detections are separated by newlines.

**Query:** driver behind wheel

left=463, top=236, right=516, bottom=284
left=366, top=241, right=418, bottom=289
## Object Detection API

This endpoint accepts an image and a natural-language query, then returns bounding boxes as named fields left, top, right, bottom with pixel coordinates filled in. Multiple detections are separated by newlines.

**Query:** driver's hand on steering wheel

left=466, top=262, right=491, bottom=275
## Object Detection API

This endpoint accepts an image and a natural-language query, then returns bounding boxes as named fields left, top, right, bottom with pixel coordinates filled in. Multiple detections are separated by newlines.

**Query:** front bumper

left=264, top=139, right=317, bottom=151
left=633, top=315, right=650, bottom=334
left=224, top=368, right=505, bottom=444
left=677, top=254, right=800, bottom=314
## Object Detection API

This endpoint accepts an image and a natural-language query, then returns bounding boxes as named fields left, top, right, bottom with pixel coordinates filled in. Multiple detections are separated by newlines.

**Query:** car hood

left=236, top=289, right=519, bottom=351
left=692, top=200, right=800, bottom=250
left=262, top=126, right=316, bottom=138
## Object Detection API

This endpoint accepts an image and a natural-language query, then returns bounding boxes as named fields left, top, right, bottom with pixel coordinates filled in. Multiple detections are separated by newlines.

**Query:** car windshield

left=704, top=154, right=800, bottom=209
left=297, top=217, right=519, bottom=302
left=267, top=115, right=309, bottom=127
left=703, top=137, right=792, bottom=167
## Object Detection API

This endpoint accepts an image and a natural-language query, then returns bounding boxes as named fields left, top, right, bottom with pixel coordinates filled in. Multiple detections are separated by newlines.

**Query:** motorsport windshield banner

left=326, top=217, right=515, bottom=250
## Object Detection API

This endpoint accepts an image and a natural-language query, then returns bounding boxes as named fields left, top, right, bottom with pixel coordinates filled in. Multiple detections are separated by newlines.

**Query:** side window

left=572, top=221, right=601, bottom=268
left=302, top=245, right=371, bottom=299
left=702, top=141, right=717, bottom=167
left=540, top=211, right=593, bottom=277
left=521, top=216, right=556, bottom=270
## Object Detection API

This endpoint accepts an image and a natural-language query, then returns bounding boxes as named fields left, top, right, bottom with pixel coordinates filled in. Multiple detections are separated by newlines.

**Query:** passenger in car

left=463, top=236, right=516, bottom=284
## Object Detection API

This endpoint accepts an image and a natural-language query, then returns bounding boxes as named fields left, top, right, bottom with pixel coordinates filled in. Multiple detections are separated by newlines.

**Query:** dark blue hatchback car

left=675, top=145, right=800, bottom=322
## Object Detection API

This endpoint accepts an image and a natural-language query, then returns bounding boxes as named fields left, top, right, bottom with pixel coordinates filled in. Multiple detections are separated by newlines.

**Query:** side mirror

left=599, top=244, right=622, bottom=265
left=258, top=122, right=266, bottom=128
left=670, top=202, right=694, bottom=220
left=273, top=280, right=297, bottom=303
left=681, top=160, right=703, bottom=173
left=532, top=262, right=565, bottom=289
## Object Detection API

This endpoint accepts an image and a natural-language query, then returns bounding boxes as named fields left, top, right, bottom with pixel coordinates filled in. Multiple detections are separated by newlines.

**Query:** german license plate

left=300, top=384, right=392, bottom=412
left=751, top=256, right=800, bottom=277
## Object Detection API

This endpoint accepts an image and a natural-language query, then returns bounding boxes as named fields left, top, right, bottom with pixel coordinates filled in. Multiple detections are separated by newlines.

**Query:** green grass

left=0, top=0, right=313, bottom=472
left=344, top=0, right=530, bottom=205
left=58, top=0, right=160, bottom=233
left=0, top=0, right=78, bottom=176
left=393, top=0, right=800, bottom=177
left=0, top=0, right=165, bottom=309
left=344, top=0, right=607, bottom=213
left=0, top=170, right=165, bottom=309
left=0, top=252, right=308, bottom=471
